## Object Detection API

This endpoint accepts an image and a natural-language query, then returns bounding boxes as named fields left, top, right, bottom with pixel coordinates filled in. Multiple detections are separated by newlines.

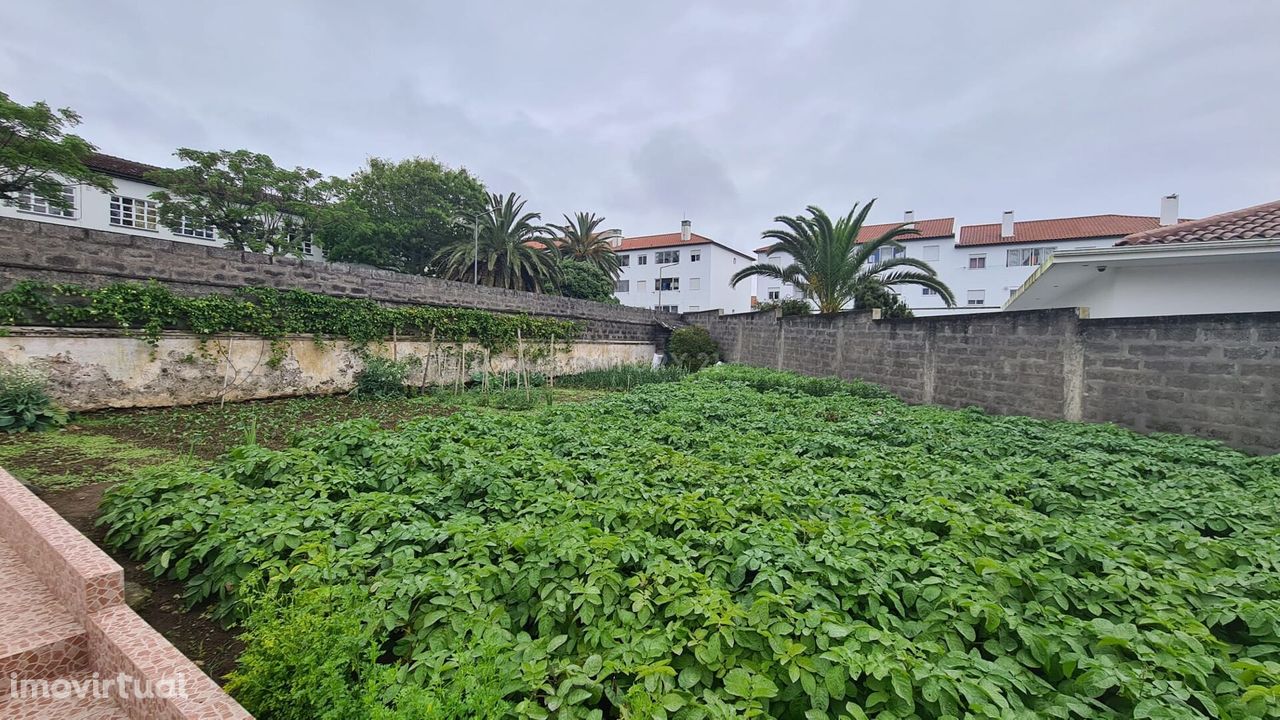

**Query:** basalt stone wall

left=0, top=216, right=676, bottom=344
left=686, top=308, right=1280, bottom=454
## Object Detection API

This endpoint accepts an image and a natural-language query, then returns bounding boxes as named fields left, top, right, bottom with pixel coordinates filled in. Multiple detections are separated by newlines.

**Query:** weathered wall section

left=0, top=328, right=654, bottom=411
left=0, top=217, right=676, bottom=344
left=687, top=309, right=1280, bottom=454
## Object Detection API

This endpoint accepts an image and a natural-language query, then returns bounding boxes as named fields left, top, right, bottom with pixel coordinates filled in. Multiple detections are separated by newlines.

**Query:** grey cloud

left=2, top=0, right=1279, bottom=253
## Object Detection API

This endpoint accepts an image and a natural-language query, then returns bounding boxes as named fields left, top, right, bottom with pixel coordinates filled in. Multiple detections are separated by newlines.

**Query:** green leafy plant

left=100, top=369, right=1280, bottom=719
left=555, top=364, right=686, bottom=390
left=354, top=356, right=421, bottom=399
left=667, top=325, right=719, bottom=370
left=753, top=297, right=811, bottom=316
left=0, top=364, right=67, bottom=432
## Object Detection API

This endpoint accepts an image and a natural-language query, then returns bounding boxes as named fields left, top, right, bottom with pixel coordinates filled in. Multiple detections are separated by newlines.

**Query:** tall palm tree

left=732, top=201, right=956, bottom=314
left=436, top=192, right=560, bottom=292
left=552, top=212, right=623, bottom=279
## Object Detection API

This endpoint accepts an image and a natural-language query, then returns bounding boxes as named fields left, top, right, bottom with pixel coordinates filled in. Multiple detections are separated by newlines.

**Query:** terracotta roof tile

left=956, top=214, right=1182, bottom=247
left=754, top=217, right=954, bottom=253
left=1116, top=199, right=1280, bottom=246
left=618, top=232, right=753, bottom=260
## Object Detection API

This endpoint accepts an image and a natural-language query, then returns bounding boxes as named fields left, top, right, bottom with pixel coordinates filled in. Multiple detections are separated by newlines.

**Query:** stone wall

left=687, top=309, right=1280, bottom=454
left=0, top=327, right=655, bottom=411
left=0, top=216, right=676, bottom=345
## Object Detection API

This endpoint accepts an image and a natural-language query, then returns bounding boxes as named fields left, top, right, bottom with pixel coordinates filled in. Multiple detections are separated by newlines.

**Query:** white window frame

left=657, top=277, right=679, bottom=292
left=968, top=254, right=986, bottom=269
left=615, top=279, right=629, bottom=293
left=618, top=254, right=630, bottom=267
left=923, top=244, right=939, bottom=261
left=967, top=290, right=986, bottom=306
left=922, top=287, right=937, bottom=296
left=655, top=249, right=680, bottom=264
left=637, top=280, right=647, bottom=292
left=690, top=250, right=701, bottom=262
left=11, top=186, right=76, bottom=218
left=689, top=277, right=701, bottom=291
left=109, top=195, right=159, bottom=231
left=655, top=304, right=678, bottom=313
left=172, top=215, right=216, bottom=240
left=1006, top=246, right=1056, bottom=267
left=767, top=288, right=781, bottom=300
left=637, top=254, right=648, bottom=266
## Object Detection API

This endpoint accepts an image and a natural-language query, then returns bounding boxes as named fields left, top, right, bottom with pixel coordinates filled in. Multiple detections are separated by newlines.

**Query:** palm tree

left=732, top=201, right=956, bottom=314
left=436, top=192, right=560, bottom=292
left=552, top=212, right=623, bottom=279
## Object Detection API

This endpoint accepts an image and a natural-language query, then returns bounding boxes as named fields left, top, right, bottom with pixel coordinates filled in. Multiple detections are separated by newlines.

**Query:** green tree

left=555, top=259, right=618, bottom=303
left=754, top=297, right=812, bottom=316
left=0, top=91, right=114, bottom=210
left=316, top=156, right=487, bottom=274
left=436, top=192, right=559, bottom=292
left=732, top=201, right=955, bottom=314
left=147, top=148, right=333, bottom=255
left=551, top=212, right=622, bottom=279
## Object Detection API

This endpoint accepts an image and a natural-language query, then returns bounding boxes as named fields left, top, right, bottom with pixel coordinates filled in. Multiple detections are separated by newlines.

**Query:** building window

left=301, top=239, right=314, bottom=256
left=922, top=287, right=937, bottom=296
left=657, top=277, right=679, bottom=291
left=689, top=277, right=701, bottom=291
left=869, top=246, right=905, bottom=264
left=619, top=254, right=630, bottom=267
left=615, top=279, right=629, bottom=293
left=11, top=186, right=76, bottom=218
left=923, top=244, right=939, bottom=261
left=767, top=289, right=781, bottom=300
left=637, top=280, right=647, bottom=292
left=109, top=195, right=159, bottom=231
left=1006, top=247, right=1057, bottom=267
left=172, top=216, right=216, bottom=240
left=1009, top=288, right=1018, bottom=298
left=967, top=290, right=985, bottom=306
left=968, top=254, right=986, bottom=269
left=690, top=250, right=701, bottom=262
left=655, top=249, right=679, bottom=264
left=637, top=254, right=648, bottom=266
left=655, top=304, right=678, bottom=313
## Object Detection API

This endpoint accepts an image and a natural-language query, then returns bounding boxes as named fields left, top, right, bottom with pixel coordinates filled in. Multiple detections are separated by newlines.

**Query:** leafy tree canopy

left=316, top=156, right=488, bottom=274
left=147, top=148, right=335, bottom=256
left=436, top=192, right=559, bottom=292
left=0, top=91, right=114, bottom=210
left=554, top=259, right=618, bottom=303
left=551, top=212, right=622, bottom=279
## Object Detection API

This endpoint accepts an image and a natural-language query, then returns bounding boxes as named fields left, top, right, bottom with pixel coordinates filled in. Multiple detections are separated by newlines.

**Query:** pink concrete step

left=0, top=536, right=89, bottom=679
left=0, top=670, right=131, bottom=719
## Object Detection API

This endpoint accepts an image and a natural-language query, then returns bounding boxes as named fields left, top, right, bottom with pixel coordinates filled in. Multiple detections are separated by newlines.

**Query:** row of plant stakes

left=0, top=281, right=582, bottom=362
left=98, top=365, right=1280, bottom=719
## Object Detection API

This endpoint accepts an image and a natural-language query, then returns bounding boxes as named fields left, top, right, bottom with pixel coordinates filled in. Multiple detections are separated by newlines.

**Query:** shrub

left=0, top=365, right=67, bottom=432
left=354, top=356, right=420, bottom=398
left=852, top=282, right=912, bottom=318
left=553, top=259, right=618, bottom=303
left=754, top=297, right=811, bottom=316
left=667, top=325, right=719, bottom=370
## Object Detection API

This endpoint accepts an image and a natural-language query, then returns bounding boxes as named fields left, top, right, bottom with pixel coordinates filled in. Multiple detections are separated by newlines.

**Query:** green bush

left=227, top=586, right=510, bottom=720
left=0, top=365, right=67, bottom=432
left=667, top=325, right=719, bottom=370
left=754, top=297, right=811, bottom=316
left=354, top=356, right=420, bottom=398
left=554, top=259, right=618, bottom=303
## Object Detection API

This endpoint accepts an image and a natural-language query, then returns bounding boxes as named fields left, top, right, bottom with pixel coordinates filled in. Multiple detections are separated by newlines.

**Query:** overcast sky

left=3, top=1, right=1278, bottom=253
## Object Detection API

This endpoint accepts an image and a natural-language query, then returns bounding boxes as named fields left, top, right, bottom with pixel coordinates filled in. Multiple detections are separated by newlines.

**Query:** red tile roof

left=619, top=232, right=754, bottom=260
left=753, top=217, right=954, bottom=253
left=84, top=153, right=163, bottom=182
left=1116, top=199, right=1280, bottom=246
left=956, top=214, right=1182, bottom=247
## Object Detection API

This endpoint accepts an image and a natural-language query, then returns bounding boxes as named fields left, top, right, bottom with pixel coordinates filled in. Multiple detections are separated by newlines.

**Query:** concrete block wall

left=687, top=308, right=1280, bottom=454
left=0, top=217, right=674, bottom=344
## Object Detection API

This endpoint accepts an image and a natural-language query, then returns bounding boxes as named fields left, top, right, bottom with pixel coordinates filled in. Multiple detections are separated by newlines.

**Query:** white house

left=953, top=200, right=1183, bottom=311
left=0, top=153, right=321, bottom=258
left=1005, top=198, right=1280, bottom=318
left=753, top=211, right=957, bottom=311
left=612, top=220, right=754, bottom=314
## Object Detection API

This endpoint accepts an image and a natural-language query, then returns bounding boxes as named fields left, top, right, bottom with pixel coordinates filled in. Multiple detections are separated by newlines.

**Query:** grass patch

left=0, top=430, right=171, bottom=489
left=554, top=363, right=687, bottom=390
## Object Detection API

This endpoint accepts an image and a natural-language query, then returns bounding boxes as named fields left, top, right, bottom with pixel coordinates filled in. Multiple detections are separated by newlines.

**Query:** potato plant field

left=100, top=366, right=1280, bottom=719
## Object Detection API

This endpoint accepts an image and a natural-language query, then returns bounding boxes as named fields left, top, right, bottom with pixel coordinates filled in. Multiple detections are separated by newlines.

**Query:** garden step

left=0, top=536, right=89, bottom=681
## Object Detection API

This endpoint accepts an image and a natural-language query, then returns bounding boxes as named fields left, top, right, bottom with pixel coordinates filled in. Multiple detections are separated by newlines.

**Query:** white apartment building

left=612, top=220, right=754, bottom=314
left=0, top=153, right=321, bottom=258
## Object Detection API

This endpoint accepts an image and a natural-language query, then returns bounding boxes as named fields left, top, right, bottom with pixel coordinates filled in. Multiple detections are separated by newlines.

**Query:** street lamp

left=656, top=261, right=679, bottom=310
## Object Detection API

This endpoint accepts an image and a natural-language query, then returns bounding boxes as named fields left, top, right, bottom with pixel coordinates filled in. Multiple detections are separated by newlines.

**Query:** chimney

left=1160, top=194, right=1179, bottom=226
left=1001, top=211, right=1015, bottom=239
left=680, top=219, right=691, bottom=243
left=606, top=228, right=623, bottom=248
left=903, top=210, right=915, bottom=228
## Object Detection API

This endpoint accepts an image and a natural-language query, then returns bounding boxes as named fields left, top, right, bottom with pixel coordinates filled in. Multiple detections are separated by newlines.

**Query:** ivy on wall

left=0, top=281, right=581, bottom=357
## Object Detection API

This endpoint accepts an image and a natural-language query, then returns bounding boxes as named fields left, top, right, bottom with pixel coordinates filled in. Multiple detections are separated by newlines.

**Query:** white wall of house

left=613, top=242, right=753, bottom=314
left=955, top=236, right=1125, bottom=309
left=0, top=178, right=322, bottom=258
